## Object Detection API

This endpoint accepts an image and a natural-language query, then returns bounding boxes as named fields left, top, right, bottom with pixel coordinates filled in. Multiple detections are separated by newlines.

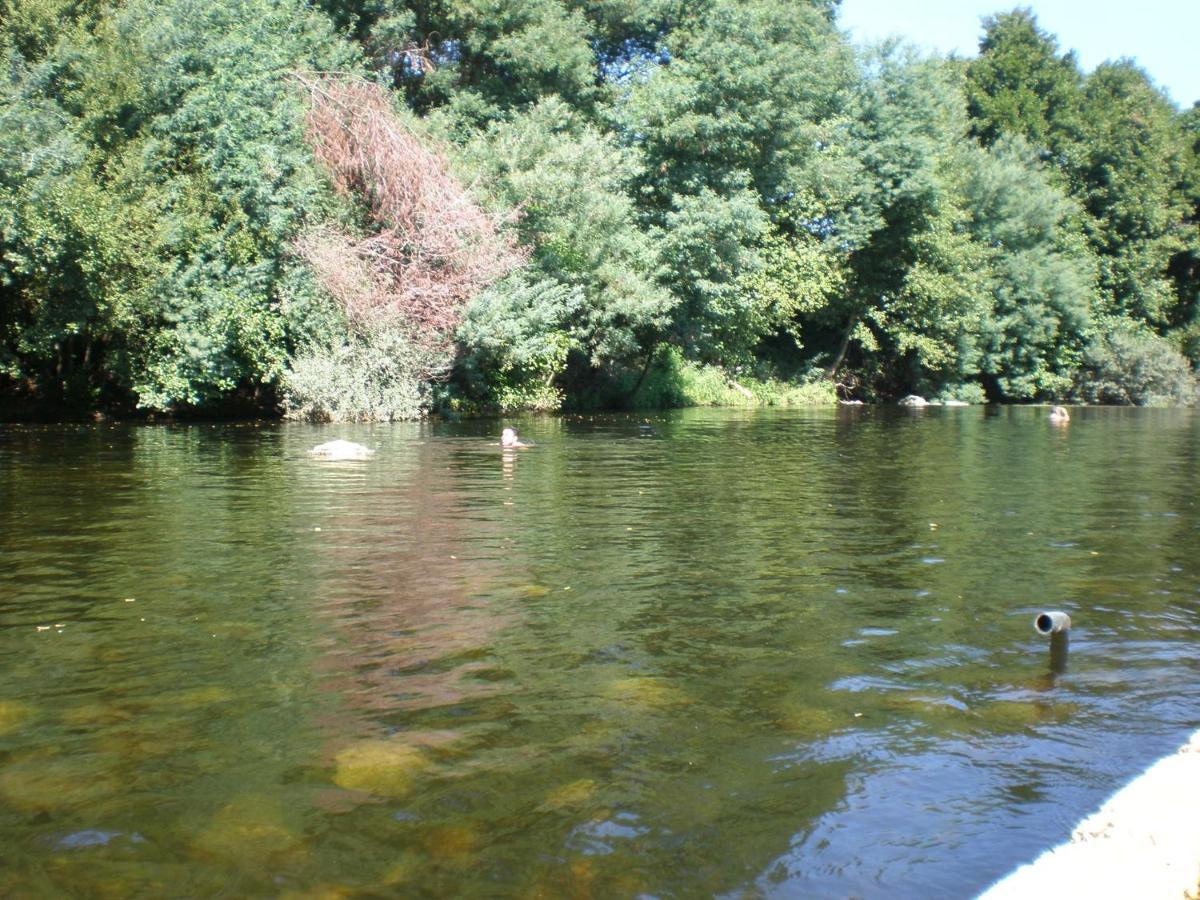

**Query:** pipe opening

left=1034, top=610, right=1071, bottom=635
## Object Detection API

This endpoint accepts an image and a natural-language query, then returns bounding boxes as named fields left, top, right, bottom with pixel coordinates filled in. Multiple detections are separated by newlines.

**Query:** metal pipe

left=1034, top=610, right=1071, bottom=635
left=1049, top=632, right=1069, bottom=674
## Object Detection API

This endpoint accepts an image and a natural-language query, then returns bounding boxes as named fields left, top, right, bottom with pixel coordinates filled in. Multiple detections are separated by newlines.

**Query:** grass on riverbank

left=625, top=345, right=836, bottom=409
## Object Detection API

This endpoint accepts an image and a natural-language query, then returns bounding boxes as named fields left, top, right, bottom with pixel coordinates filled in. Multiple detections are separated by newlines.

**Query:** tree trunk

left=625, top=349, right=658, bottom=402
left=826, top=313, right=857, bottom=379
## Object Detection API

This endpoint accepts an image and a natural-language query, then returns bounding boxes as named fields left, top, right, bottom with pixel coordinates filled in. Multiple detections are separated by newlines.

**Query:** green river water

left=0, top=406, right=1197, bottom=898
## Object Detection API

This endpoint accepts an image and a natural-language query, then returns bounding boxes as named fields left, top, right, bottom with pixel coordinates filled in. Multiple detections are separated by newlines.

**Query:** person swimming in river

left=501, top=427, right=530, bottom=449
left=1049, top=406, right=1070, bottom=424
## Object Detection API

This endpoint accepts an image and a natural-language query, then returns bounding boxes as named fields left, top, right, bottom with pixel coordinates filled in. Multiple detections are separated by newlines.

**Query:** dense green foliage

left=1, top=0, right=355, bottom=415
left=1, top=0, right=1197, bottom=418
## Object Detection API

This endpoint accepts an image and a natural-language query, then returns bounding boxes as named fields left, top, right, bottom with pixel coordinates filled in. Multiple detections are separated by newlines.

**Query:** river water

left=0, top=407, right=1197, bottom=897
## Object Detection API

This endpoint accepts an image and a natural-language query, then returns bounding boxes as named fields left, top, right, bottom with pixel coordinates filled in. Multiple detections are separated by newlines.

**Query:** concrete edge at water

left=978, top=730, right=1200, bottom=899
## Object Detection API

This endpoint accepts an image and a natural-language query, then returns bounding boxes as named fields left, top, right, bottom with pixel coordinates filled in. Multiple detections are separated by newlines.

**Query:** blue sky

left=837, top=1, right=1199, bottom=109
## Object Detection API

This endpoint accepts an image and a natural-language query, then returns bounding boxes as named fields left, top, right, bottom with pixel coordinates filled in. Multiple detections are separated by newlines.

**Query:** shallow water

left=0, top=407, right=1197, bottom=897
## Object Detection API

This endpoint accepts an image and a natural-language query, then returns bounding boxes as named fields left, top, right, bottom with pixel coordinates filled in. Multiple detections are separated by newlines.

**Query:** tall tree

left=618, top=0, right=859, bottom=363
left=456, top=96, right=670, bottom=404
left=1071, top=61, right=1192, bottom=328
left=830, top=48, right=989, bottom=397
left=1168, top=103, right=1200, bottom=361
left=964, top=7, right=1083, bottom=161
left=345, top=0, right=603, bottom=134
left=964, top=135, right=1094, bottom=399
left=967, top=11, right=1197, bottom=350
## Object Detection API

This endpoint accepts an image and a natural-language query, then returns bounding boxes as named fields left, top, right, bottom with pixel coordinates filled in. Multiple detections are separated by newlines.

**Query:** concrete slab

left=979, top=730, right=1200, bottom=899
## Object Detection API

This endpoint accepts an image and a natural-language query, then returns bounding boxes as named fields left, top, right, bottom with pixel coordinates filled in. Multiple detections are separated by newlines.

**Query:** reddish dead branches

left=294, top=73, right=524, bottom=344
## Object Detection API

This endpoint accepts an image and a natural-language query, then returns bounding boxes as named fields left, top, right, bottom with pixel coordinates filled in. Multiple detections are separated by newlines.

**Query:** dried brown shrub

left=294, top=73, right=525, bottom=346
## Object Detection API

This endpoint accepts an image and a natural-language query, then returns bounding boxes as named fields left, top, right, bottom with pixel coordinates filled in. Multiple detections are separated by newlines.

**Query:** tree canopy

left=1, top=0, right=1196, bottom=418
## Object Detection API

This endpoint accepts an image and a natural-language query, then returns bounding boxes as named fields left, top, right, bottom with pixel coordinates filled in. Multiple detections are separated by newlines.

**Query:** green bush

left=452, top=275, right=582, bottom=413
left=757, top=378, right=838, bottom=406
left=281, top=327, right=446, bottom=422
left=934, top=383, right=988, bottom=405
left=1174, top=319, right=1200, bottom=369
left=0, top=0, right=357, bottom=415
left=625, top=344, right=836, bottom=409
left=1073, top=327, right=1197, bottom=406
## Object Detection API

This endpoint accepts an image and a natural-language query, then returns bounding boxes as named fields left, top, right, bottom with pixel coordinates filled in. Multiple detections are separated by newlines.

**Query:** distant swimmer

left=308, top=439, right=375, bottom=460
left=501, top=427, right=530, bottom=449
left=1048, top=406, right=1070, bottom=424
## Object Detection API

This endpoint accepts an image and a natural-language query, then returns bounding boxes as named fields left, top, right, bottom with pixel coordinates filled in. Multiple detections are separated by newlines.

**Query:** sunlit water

left=0, top=407, right=1197, bottom=898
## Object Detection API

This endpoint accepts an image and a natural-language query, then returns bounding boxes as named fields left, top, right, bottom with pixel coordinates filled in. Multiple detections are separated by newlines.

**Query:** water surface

left=1, top=407, right=1197, bottom=897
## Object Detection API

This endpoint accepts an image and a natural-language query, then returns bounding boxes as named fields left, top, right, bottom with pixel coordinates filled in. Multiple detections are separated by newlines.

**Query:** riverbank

left=979, top=729, right=1200, bottom=899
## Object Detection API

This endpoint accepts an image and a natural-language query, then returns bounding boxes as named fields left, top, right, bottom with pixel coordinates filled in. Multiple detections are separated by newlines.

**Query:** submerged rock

left=603, top=676, right=689, bottom=709
left=422, top=825, right=480, bottom=861
left=277, top=884, right=357, bottom=900
left=0, top=700, right=34, bottom=736
left=333, top=740, right=429, bottom=798
left=774, top=701, right=841, bottom=738
left=152, top=686, right=236, bottom=710
left=0, top=752, right=122, bottom=812
left=191, top=795, right=306, bottom=870
left=539, top=778, right=599, bottom=811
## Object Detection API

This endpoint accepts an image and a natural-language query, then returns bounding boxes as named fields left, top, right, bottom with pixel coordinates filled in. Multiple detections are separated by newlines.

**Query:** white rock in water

left=308, top=440, right=375, bottom=460
left=943, top=399, right=970, bottom=407
left=899, top=395, right=928, bottom=407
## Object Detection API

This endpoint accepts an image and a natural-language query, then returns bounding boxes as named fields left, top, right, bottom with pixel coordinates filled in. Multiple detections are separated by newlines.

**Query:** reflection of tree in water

left=392, top=412, right=858, bottom=896
left=302, top=438, right=526, bottom=740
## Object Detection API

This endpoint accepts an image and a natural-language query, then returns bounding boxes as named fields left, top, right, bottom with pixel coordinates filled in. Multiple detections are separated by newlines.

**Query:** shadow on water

left=0, top=408, right=1197, bottom=896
